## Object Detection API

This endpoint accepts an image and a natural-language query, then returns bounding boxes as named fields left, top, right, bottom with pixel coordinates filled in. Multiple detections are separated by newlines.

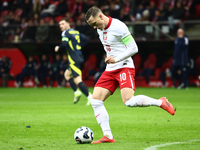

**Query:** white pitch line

left=144, top=139, right=200, bottom=150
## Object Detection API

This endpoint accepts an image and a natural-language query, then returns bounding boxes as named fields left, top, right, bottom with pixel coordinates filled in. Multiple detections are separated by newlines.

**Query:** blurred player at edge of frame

left=85, top=6, right=176, bottom=144
left=55, top=18, right=92, bottom=106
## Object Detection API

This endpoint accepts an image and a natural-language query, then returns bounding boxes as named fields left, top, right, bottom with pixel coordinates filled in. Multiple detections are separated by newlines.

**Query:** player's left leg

left=64, top=70, right=77, bottom=90
left=121, top=88, right=175, bottom=115
left=119, top=68, right=175, bottom=115
left=64, top=69, right=82, bottom=103
left=68, top=64, right=92, bottom=105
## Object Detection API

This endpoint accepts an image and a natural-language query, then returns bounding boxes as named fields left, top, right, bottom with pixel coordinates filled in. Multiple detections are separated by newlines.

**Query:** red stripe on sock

left=95, top=113, right=100, bottom=118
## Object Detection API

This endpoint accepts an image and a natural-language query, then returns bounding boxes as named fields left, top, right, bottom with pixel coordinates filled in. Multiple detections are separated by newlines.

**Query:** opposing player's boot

left=34, top=77, right=40, bottom=85
left=74, top=90, right=82, bottom=104
left=92, top=135, right=115, bottom=144
left=177, top=83, right=184, bottom=89
left=16, top=81, right=21, bottom=88
left=160, top=97, right=175, bottom=115
left=86, top=94, right=92, bottom=106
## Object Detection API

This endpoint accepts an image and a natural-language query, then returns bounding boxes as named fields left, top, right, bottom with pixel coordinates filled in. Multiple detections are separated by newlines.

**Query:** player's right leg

left=68, top=64, right=92, bottom=105
left=73, top=88, right=82, bottom=104
left=90, top=87, right=115, bottom=144
left=90, top=70, right=119, bottom=144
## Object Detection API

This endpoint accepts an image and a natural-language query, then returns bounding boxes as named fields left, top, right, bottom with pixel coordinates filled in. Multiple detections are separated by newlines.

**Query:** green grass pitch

left=0, top=87, right=200, bottom=150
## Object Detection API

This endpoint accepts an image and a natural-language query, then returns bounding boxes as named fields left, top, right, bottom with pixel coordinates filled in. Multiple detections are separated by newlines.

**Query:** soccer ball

left=74, top=126, right=94, bottom=144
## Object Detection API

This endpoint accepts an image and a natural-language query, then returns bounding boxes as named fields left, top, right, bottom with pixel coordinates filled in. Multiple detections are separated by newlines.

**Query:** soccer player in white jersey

left=85, top=6, right=175, bottom=144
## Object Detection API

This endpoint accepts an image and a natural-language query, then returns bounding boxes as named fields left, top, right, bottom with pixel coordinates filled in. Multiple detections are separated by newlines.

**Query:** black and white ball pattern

left=74, top=126, right=94, bottom=144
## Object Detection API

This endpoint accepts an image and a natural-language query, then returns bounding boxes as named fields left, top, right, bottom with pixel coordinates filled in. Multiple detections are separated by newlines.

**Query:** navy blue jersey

left=39, top=60, right=51, bottom=73
left=51, top=60, right=62, bottom=73
left=174, top=35, right=189, bottom=66
left=0, top=57, right=12, bottom=73
left=59, top=29, right=89, bottom=65
left=23, top=60, right=37, bottom=71
left=60, top=60, right=68, bottom=71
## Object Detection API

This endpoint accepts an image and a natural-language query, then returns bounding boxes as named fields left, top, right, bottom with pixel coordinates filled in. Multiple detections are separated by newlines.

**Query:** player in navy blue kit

left=55, top=18, right=92, bottom=105
left=172, top=28, right=189, bottom=89
left=16, top=56, right=38, bottom=88
left=37, top=54, right=51, bottom=88
left=49, top=54, right=62, bottom=87
left=0, top=56, right=12, bottom=87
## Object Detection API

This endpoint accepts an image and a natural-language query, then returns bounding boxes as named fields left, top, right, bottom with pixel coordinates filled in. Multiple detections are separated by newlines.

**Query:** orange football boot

left=160, top=97, right=175, bottom=115
left=92, top=135, right=115, bottom=144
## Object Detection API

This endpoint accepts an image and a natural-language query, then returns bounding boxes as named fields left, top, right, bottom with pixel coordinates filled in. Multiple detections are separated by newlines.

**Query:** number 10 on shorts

left=120, top=73, right=126, bottom=81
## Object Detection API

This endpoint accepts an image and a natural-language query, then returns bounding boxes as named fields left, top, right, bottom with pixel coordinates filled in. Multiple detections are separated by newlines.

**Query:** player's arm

left=79, top=33, right=89, bottom=47
left=177, top=35, right=188, bottom=45
left=55, top=30, right=70, bottom=52
left=182, top=36, right=189, bottom=47
left=105, top=21, right=138, bottom=64
left=114, top=34, right=138, bottom=63
left=55, top=37, right=69, bottom=52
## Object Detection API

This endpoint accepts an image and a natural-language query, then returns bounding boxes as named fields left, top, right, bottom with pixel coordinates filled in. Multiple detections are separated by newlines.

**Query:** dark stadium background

left=0, top=0, right=200, bottom=87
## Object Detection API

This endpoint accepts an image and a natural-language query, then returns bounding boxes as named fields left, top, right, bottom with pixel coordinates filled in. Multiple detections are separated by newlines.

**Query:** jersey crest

left=103, top=32, right=107, bottom=40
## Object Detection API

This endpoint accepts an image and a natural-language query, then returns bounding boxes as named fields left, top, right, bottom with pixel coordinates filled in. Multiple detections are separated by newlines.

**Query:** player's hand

left=177, top=70, right=182, bottom=75
left=55, top=46, right=59, bottom=52
left=105, top=56, right=115, bottom=64
left=60, top=70, right=64, bottom=75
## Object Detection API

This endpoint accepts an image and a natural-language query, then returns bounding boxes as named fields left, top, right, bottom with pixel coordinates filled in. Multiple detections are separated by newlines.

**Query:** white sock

left=74, top=90, right=78, bottom=94
left=91, top=99, right=113, bottom=139
left=87, top=94, right=92, bottom=99
left=125, top=95, right=162, bottom=107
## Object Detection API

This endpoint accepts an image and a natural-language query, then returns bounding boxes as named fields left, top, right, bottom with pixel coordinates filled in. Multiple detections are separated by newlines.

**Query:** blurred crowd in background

left=0, top=0, right=200, bottom=88
left=0, top=0, right=200, bottom=43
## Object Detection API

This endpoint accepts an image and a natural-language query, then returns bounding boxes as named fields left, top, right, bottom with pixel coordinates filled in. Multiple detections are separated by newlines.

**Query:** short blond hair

left=85, top=6, right=102, bottom=21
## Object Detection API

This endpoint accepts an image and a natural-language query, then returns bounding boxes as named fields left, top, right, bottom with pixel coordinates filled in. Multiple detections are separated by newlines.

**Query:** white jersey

left=97, top=17, right=135, bottom=71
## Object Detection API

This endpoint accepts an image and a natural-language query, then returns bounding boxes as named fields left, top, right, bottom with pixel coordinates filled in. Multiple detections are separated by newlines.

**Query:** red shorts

left=95, top=68, right=135, bottom=93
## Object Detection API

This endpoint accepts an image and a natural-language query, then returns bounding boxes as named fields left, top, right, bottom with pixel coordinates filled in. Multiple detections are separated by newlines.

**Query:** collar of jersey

left=104, top=16, right=112, bottom=30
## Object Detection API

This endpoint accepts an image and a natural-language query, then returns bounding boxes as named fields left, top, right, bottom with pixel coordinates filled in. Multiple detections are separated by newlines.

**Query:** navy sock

left=78, top=82, right=89, bottom=97
left=68, top=78, right=77, bottom=92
